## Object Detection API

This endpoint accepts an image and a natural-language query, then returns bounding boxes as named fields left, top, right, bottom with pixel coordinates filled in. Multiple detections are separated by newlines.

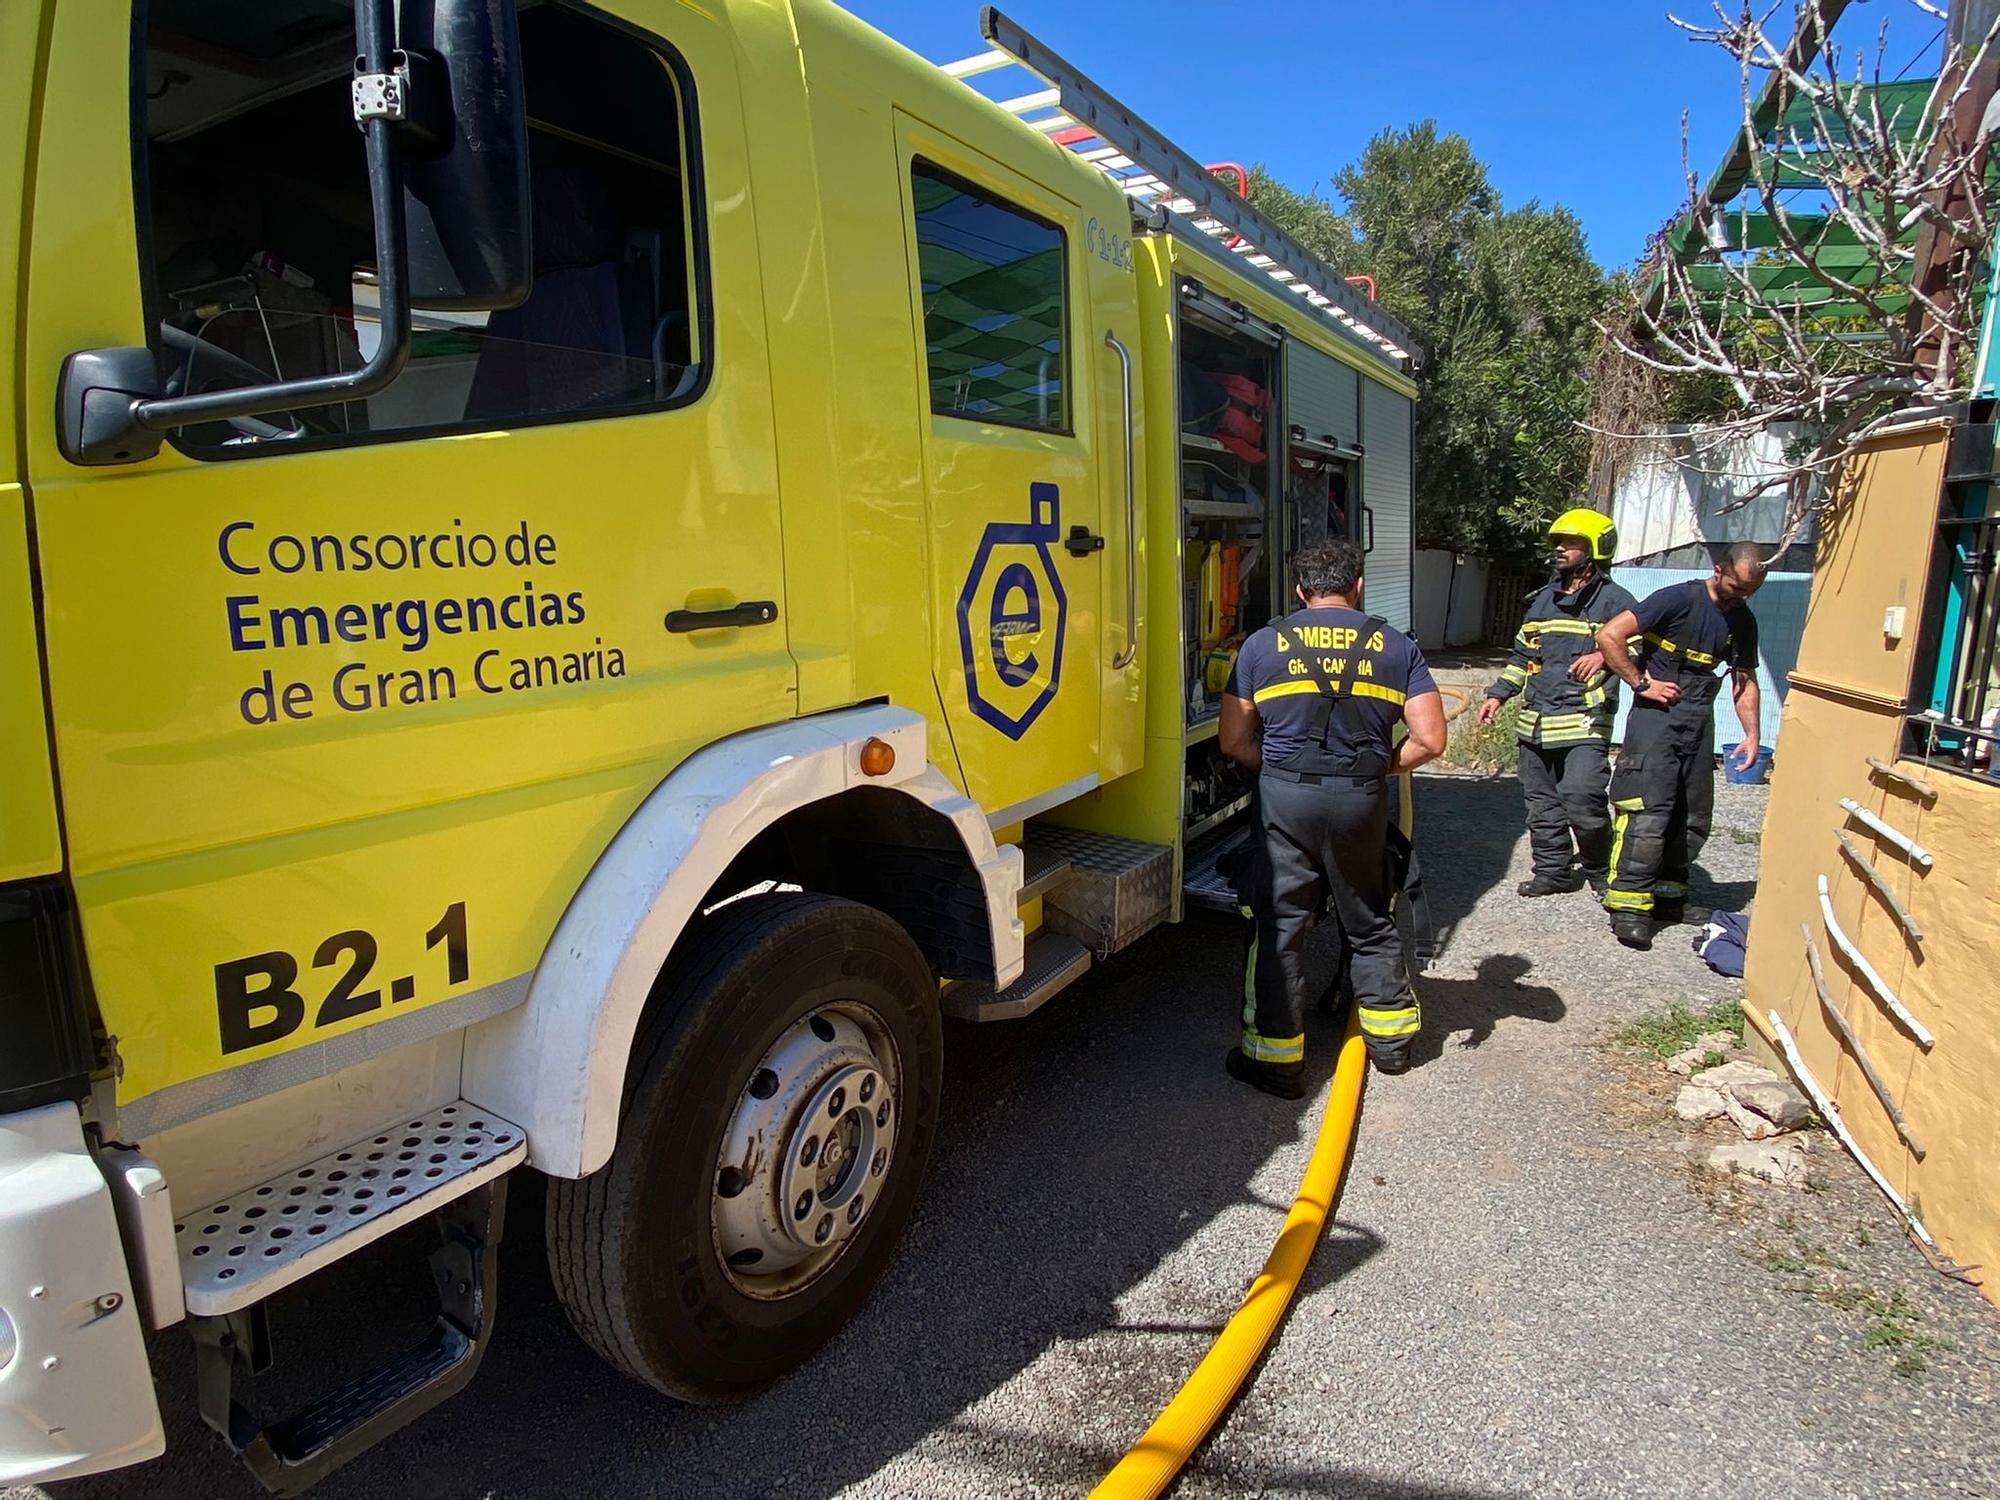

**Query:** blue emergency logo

left=955, top=482, right=1067, bottom=741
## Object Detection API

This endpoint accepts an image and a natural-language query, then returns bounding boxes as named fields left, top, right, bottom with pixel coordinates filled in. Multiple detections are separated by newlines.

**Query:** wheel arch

left=461, top=704, right=1023, bottom=1179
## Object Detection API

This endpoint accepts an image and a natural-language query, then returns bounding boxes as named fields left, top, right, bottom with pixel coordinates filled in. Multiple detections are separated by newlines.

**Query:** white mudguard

left=463, top=704, right=1023, bottom=1178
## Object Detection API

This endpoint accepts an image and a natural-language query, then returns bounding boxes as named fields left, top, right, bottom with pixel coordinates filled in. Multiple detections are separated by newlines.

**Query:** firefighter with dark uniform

left=1478, top=509, right=1637, bottom=896
left=1219, top=539, right=1448, bottom=1094
left=1593, top=543, right=1766, bottom=950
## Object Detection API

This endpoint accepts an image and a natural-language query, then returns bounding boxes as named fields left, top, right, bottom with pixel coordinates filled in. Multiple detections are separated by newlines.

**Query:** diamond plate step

left=1183, top=826, right=1253, bottom=913
left=941, top=931, right=1092, bottom=1022
left=1016, top=845, right=1073, bottom=904
left=1027, top=825, right=1174, bottom=957
left=176, top=1102, right=525, bottom=1316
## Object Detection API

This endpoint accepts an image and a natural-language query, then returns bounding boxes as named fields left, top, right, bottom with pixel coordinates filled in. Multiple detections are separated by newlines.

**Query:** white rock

left=1722, top=1093, right=1782, bottom=1141
left=1690, top=1059, right=1782, bottom=1092
left=1674, top=1084, right=1728, bottom=1122
left=1706, top=1140, right=1808, bottom=1186
left=1733, top=1078, right=1813, bottom=1131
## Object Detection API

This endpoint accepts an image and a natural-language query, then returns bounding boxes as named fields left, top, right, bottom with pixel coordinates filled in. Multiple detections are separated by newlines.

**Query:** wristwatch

left=1636, top=673, right=1654, bottom=693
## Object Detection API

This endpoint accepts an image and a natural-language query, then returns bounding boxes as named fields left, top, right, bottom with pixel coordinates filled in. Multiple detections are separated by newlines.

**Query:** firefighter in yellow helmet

left=1478, top=509, right=1637, bottom=896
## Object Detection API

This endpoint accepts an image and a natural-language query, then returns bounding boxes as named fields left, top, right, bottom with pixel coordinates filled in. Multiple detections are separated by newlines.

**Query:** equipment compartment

left=1177, top=300, right=1278, bottom=731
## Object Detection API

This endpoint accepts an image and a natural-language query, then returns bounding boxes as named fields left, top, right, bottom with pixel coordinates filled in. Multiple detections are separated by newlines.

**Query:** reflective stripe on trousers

left=1239, top=903, right=1306, bottom=1064
left=1359, top=1001, right=1421, bottom=1039
left=1604, top=795, right=1649, bottom=910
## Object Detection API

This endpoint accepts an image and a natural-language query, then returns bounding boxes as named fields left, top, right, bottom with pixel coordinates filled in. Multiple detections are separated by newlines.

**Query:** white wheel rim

left=710, top=1003, right=901, bottom=1299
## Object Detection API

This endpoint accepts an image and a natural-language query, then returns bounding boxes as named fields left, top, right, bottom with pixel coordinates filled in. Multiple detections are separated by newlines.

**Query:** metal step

left=175, top=1102, right=525, bottom=1317
left=941, top=930, right=1092, bottom=1022
left=1184, top=825, right=1253, bottom=913
left=1027, top=825, right=1175, bottom=957
left=1016, top=845, right=1073, bottom=905
left=191, top=1181, right=506, bottom=1496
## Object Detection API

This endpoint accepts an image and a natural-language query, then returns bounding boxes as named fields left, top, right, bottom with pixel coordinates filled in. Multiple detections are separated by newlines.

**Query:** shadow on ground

left=1412, top=774, right=1522, bottom=956
left=1687, top=875, right=1755, bottom=913
left=1417, top=768, right=1756, bottom=938
left=1408, top=955, right=1566, bottom=1067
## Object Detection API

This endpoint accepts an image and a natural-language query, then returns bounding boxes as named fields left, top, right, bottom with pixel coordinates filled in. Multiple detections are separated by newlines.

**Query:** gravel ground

left=29, top=771, right=2000, bottom=1500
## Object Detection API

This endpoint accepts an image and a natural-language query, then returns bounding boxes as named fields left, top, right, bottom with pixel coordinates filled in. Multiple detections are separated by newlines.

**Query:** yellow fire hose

left=1089, top=1017, right=1370, bottom=1499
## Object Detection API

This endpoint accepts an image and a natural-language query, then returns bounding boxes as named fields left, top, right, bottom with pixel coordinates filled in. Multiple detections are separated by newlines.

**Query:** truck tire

left=546, top=891, right=942, bottom=1402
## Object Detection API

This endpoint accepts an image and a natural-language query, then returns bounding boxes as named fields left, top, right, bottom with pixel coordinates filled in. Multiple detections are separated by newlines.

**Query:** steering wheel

left=158, top=322, right=329, bottom=441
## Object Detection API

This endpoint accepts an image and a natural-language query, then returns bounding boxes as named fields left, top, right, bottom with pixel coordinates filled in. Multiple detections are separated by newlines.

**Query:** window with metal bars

left=1907, top=436, right=1999, bottom=777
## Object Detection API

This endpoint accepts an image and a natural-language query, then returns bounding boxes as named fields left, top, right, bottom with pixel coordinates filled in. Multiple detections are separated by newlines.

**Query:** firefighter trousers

left=1243, top=772, right=1418, bottom=1069
left=1517, top=740, right=1612, bottom=878
left=1604, top=700, right=1715, bottom=915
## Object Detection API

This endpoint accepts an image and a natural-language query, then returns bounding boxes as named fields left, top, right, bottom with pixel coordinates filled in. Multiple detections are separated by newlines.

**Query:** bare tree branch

left=1587, top=0, right=1997, bottom=546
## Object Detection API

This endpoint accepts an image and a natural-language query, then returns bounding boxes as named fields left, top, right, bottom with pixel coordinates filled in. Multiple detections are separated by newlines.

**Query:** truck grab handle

left=1105, top=329, right=1138, bottom=671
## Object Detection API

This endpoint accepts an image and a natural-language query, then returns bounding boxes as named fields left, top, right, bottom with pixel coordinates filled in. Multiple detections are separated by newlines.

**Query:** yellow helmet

left=1547, top=507, right=1617, bottom=563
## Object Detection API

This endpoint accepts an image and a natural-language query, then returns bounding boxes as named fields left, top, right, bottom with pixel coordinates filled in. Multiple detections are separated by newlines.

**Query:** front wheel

left=546, top=892, right=943, bottom=1401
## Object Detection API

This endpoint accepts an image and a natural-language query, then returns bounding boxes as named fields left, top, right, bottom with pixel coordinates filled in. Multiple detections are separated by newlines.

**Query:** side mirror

left=401, top=0, right=533, bottom=311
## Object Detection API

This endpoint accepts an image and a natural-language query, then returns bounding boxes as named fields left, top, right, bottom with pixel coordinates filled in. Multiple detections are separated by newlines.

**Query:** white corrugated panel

left=1286, top=341, right=1360, bottom=451
left=1361, top=381, right=1414, bottom=632
left=1609, top=423, right=1819, bottom=561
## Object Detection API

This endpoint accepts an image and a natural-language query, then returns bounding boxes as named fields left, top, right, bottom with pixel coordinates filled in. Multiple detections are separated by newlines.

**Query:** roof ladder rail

left=936, top=7, right=1422, bottom=372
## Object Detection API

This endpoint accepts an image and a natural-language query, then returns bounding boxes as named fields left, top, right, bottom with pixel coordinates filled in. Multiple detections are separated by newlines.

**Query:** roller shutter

left=1361, top=380, right=1414, bottom=632
left=1285, top=340, right=1360, bottom=452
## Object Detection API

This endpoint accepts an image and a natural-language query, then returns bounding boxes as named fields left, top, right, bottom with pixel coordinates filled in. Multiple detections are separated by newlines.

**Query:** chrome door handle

left=1105, top=329, right=1137, bottom=671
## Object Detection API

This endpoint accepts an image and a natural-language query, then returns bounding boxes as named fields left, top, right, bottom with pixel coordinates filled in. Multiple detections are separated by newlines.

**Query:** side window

left=909, top=160, right=1068, bottom=433
left=138, top=2, right=706, bottom=456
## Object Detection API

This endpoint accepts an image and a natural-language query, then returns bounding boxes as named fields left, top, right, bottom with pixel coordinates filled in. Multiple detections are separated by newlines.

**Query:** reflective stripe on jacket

left=1486, top=570, right=1638, bottom=748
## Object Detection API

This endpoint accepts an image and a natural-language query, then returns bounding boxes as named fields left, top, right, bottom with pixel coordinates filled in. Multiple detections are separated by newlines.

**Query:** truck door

left=22, top=1, right=792, bottom=1128
left=896, top=120, right=1106, bottom=824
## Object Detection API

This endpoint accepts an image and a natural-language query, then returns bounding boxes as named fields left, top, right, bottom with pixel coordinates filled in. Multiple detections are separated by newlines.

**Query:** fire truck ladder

left=943, top=7, right=1423, bottom=372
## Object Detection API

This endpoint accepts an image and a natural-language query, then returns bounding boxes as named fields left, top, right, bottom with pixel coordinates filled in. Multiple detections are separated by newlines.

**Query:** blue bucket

left=1723, top=744, right=1774, bottom=784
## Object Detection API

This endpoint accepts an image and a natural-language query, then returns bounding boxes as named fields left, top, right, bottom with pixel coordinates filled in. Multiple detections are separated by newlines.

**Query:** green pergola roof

left=1644, top=0, right=1933, bottom=333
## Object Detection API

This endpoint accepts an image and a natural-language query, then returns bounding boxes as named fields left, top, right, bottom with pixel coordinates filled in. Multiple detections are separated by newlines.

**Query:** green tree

left=1251, top=123, right=1610, bottom=563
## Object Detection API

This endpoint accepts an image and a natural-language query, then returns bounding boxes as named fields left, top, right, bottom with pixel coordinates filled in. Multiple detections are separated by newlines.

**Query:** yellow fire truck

left=0, top=0, right=1420, bottom=1487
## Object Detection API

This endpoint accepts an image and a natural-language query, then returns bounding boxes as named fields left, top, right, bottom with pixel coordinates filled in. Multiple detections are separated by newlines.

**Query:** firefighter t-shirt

left=1226, top=607, right=1436, bottom=767
left=1632, top=580, right=1758, bottom=683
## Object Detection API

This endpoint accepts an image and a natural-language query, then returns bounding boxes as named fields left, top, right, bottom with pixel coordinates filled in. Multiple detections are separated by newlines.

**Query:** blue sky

left=842, top=0, right=1946, bottom=273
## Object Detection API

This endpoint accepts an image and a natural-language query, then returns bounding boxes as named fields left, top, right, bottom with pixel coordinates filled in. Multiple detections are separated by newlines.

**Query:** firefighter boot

left=1517, top=871, right=1583, bottom=898
left=1226, top=1048, right=1308, bottom=1100
left=1610, top=910, right=1653, bottom=950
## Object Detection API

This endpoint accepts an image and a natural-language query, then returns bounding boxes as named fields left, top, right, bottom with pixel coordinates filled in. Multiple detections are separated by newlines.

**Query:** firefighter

left=1593, top=543, right=1766, bottom=950
left=1218, top=539, right=1448, bottom=1094
left=1478, top=509, right=1637, bottom=896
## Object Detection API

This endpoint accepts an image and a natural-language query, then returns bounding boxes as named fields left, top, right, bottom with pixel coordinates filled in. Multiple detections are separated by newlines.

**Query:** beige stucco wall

left=1742, top=420, right=2000, bottom=1300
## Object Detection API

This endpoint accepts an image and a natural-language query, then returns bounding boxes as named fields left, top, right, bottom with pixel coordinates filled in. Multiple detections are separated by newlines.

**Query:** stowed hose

left=1089, top=1015, right=1370, bottom=1499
